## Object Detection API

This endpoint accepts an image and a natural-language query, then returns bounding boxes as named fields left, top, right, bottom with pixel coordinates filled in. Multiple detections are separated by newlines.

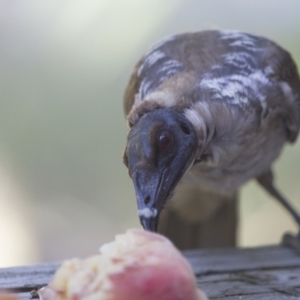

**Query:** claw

left=282, top=231, right=300, bottom=255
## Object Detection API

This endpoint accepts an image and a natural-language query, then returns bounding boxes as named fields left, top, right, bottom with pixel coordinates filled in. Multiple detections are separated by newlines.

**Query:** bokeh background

left=0, top=0, right=300, bottom=267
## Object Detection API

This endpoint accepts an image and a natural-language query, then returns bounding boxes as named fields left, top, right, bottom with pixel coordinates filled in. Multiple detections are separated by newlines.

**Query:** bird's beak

left=131, top=167, right=166, bottom=232
left=139, top=215, right=158, bottom=232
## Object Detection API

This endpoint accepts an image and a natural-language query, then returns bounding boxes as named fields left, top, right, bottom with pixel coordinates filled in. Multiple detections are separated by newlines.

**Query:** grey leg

left=257, top=170, right=300, bottom=254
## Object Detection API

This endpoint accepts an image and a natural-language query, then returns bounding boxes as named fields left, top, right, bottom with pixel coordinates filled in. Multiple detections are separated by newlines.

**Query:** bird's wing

left=124, top=60, right=142, bottom=116
left=123, top=31, right=225, bottom=116
left=124, top=31, right=300, bottom=142
left=262, top=43, right=300, bottom=142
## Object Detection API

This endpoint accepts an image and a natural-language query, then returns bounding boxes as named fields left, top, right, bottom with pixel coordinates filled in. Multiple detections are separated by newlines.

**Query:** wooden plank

left=0, top=245, right=299, bottom=299
left=197, top=268, right=300, bottom=299
left=211, top=295, right=300, bottom=300
left=184, top=245, right=300, bottom=275
left=0, top=263, right=59, bottom=291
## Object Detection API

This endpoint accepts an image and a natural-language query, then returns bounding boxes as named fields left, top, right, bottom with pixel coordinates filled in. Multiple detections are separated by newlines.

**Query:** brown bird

left=123, top=30, right=300, bottom=249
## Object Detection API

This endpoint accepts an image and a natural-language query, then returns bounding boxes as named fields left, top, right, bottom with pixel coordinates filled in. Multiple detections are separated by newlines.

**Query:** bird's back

left=125, top=30, right=300, bottom=192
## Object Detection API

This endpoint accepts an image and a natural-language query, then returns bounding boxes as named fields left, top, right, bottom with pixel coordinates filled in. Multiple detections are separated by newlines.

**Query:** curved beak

left=132, top=168, right=166, bottom=232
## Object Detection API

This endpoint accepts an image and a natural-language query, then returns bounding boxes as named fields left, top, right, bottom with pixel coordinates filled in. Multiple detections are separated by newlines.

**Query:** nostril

left=144, top=196, right=150, bottom=205
left=180, top=123, right=190, bottom=135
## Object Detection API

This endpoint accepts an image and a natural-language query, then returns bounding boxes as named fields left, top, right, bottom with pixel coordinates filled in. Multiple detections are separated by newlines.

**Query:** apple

left=39, top=229, right=207, bottom=300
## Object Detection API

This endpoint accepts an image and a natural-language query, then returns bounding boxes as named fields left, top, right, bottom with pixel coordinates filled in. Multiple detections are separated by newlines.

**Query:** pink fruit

left=39, top=229, right=207, bottom=300
left=0, top=291, right=17, bottom=300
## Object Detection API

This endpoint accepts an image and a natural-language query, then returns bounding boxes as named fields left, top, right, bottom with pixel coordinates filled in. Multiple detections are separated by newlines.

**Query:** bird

left=122, top=30, right=300, bottom=250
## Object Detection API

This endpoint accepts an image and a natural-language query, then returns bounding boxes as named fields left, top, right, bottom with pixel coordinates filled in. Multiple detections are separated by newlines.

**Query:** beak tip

left=140, top=216, right=159, bottom=232
left=138, top=208, right=159, bottom=232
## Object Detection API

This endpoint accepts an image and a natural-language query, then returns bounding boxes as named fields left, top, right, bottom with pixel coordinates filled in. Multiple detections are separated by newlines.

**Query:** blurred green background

left=0, top=0, right=300, bottom=267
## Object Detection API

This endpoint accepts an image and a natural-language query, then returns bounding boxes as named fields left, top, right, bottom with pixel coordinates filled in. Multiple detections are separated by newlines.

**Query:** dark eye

left=158, top=131, right=173, bottom=150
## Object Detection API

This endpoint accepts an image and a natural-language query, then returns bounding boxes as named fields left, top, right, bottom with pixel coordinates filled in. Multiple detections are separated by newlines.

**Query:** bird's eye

left=158, top=131, right=173, bottom=150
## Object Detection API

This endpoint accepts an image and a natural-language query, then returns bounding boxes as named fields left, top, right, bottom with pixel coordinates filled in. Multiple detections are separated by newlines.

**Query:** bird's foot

left=282, top=231, right=300, bottom=255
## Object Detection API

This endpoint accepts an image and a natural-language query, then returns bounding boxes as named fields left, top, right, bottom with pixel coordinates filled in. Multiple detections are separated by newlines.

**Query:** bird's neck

left=184, top=101, right=243, bottom=166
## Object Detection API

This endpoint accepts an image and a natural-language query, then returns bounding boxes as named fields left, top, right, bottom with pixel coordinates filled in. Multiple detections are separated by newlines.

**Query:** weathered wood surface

left=0, top=245, right=300, bottom=299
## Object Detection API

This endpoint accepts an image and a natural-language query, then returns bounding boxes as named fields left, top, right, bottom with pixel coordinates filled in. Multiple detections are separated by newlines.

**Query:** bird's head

left=123, top=108, right=198, bottom=232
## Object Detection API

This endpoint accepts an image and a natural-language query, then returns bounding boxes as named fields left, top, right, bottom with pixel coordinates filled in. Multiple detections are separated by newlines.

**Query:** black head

left=123, top=108, right=197, bottom=232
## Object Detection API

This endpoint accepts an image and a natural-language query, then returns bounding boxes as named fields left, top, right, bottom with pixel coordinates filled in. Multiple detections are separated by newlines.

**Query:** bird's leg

left=257, top=171, right=300, bottom=226
left=257, top=170, right=300, bottom=254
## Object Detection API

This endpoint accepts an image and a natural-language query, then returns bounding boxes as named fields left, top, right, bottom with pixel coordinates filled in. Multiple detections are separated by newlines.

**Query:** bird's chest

left=183, top=122, right=287, bottom=193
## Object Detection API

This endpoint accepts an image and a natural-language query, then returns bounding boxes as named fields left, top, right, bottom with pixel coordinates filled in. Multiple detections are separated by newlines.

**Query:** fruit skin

left=0, top=290, right=17, bottom=300
left=39, top=229, right=208, bottom=300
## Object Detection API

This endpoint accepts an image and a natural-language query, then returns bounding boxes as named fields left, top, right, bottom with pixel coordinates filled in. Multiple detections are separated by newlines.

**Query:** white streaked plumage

left=125, top=30, right=300, bottom=194
left=138, top=50, right=166, bottom=77
left=138, top=208, right=158, bottom=219
left=199, top=70, right=273, bottom=106
left=220, top=30, right=257, bottom=49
